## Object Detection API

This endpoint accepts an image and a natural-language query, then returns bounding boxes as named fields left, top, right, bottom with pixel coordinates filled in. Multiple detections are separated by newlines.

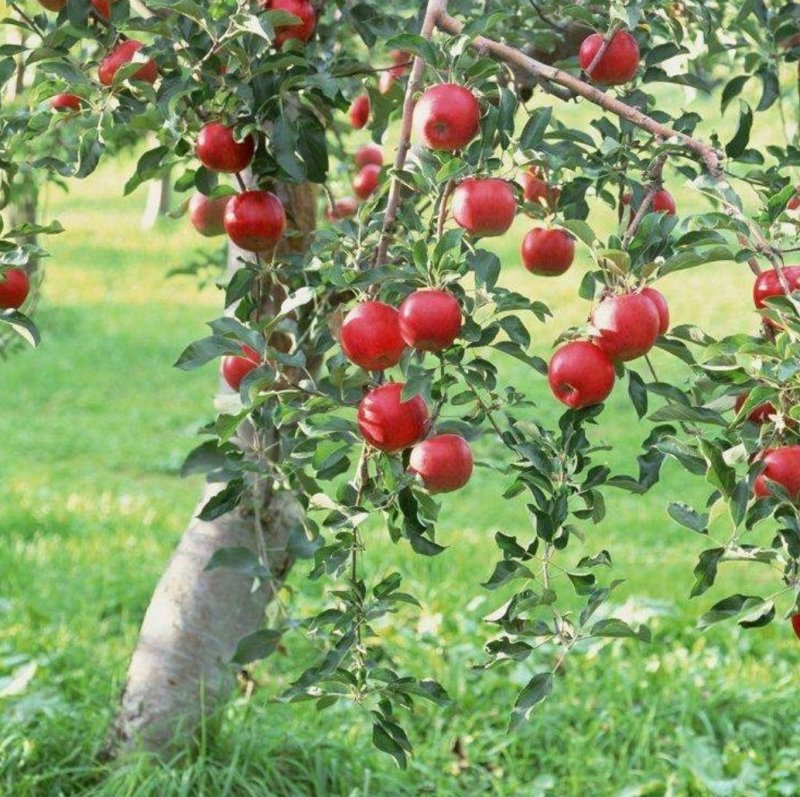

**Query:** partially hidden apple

left=754, top=446, right=800, bottom=502
left=195, top=122, right=255, bottom=173
left=451, top=178, right=516, bottom=237
left=548, top=341, right=615, bottom=409
left=413, top=83, right=481, bottom=151
left=37, top=0, right=66, bottom=10
left=0, top=269, right=30, bottom=310
left=734, top=393, right=776, bottom=425
left=188, top=193, right=231, bottom=237
left=521, top=227, right=575, bottom=276
left=349, top=95, right=370, bottom=129
left=753, top=267, right=800, bottom=309
left=354, top=143, right=383, bottom=169
left=357, top=382, right=429, bottom=452
left=590, top=292, right=660, bottom=361
left=791, top=614, right=800, bottom=640
left=224, top=190, right=286, bottom=252
left=353, top=164, right=381, bottom=200
left=325, top=197, right=358, bottom=221
left=640, top=286, right=670, bottom=335
left=261, top=0, right=317, bottom=46
left=222, top=345, right=261, bottom=391
left=579, top=30, right=640, bottom=86
left=399, top=289, right=462, bottom=352
left=520, top=167, right=560, bottom=208
left=340, top=301, right=406, bottom=371
left=50, top=93, right=82, bottom=112
left=409, top=434, right=473, bottom=493
left=98, top=40, right=158, bottom=86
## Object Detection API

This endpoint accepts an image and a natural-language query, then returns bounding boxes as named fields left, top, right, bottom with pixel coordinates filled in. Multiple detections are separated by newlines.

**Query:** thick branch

left=435, top=12, right=723, bottom=178
left=373, top=0, right=448, bottom=268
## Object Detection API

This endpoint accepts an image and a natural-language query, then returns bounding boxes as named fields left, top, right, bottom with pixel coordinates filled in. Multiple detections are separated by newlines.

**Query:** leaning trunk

left=108, top=183, right=318, bottom=757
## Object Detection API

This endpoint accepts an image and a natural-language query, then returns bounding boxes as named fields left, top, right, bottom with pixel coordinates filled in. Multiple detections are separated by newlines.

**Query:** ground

left=2, top=84, right=800, bottom=796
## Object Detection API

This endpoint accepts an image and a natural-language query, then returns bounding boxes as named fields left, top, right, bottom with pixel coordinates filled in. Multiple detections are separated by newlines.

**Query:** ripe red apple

left=399, top=289, right=462, bottom=352
left=50, top=93, right=81, bottom=112
left=325, top=196, right=358, bottom=221
left=195, top=122, right=255, bottom=174
left=791, top=614, right=800, bottom=640
left=354, top=143, right=383, bottom=169
left=261, top=0, right=317, bottom=46
left=590, top=293, right=661, bottom=362
left=98, top=40, right=158, bottom=86
left=37, top=0, right=65, bottom=10
left=91, top=0, right=111, bottom=17
left=224, top=190, right=286, bottom=252
left=340, top=301, right=406, bottom=371
left=222, top=345, right=261, bottom=391
left=734, top=393, right=775, bottom=424
left=579, top=30, right=640, bottom=86
left=352, top=164, right=381, bottom=200
left=188, top=193, right=231, bottom=237
left=651, top=189, right=676, bottom=215
left=788, top=195, right=800, bottom=211
left=389, top=49, right=411, bottom=78
left=754, top=446, right=800, bottom=501
left=451, top=178, right=516, bottom=237
left=349, top=95, right=370, bottom=130
left=753, top=267, right=800, bottom=309
left=548, top=341, right=615, bottom=409
left=413, top=83, right=481, bottom=151
left=409, top=434, right=473, bottom=493
left=357, top=382, right=429, bottom=453
left=640, top=286, right=670, bottom=335
left=520, top=167, right=560, bottom=208
left=521, top=227, right=575, bottom=276
left=0, top=269, right=30, bottom=310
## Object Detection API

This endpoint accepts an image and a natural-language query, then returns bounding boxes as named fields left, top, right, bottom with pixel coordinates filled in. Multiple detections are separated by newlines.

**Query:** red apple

left=224, top=190, right=286, bottom=252
left=261, top=0, right=317, bottom=46
left=590, top=293, right=661, bottom=362
left=651, top=189, right=676, bottom=215
left=409, top=434, right=473, bottom=493
left=0, top=268, right=30, bottom=310
left=754, top=446, right=800, bottom=501
left=521, top=227, right=575, bottom=276
left=349, top=95, right=370, bottom=130
left=413, top=83, right=481, bottom=151
left=734, top=393, right=776, bottom=424
left=389, top=49, right=411, bottom=78
left=640, top=286, right=670, bottom=335
left=195, top=122, right=255, bottom=174
left=222, top=345, right=261, bottom=391
left=451, top=178, right=516, bottom=237
left=325, top=197, right=358, bottom=221
left=788, top=195, right=800, bottom=211
left=50, top=93, right=81, bottom=112
left=354, top=143, right=383, bottom=169
left=520, top=167, right=560, bottom=208
left=91, top=0, right=111, bottom=17
left=548, top=341, right=615, bottom=409
left=791, top=614, right=800, bottom=640
left=98, top=40, right=158, bottom=86
left=753, top=267, right=800, bottom=309
left=188, top=193, right=231, bottom=237
left=37, top=0, right=65, bottom=10
left=579, top=30, right=640, bottom=86
left=399, top=289, right=462, bottom=352
left=357, top=382, right=429, bottom=453
left=340, top=301, right=406, bottom=371
left=352, top=164, right=381, bottom=200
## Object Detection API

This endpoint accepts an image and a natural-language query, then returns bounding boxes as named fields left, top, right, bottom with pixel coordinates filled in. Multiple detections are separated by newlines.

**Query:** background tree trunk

left=140, top=173, right=172, bottom=231
left=107, top=182, right=318, bottom=757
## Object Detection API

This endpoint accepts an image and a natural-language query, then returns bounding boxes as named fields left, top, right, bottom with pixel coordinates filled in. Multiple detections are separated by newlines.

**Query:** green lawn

left=3, top=79, right=800, bottom=795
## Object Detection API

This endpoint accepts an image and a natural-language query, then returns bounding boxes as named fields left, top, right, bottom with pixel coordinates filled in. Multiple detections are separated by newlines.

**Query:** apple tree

left=2, top=0, right=800, bottom=765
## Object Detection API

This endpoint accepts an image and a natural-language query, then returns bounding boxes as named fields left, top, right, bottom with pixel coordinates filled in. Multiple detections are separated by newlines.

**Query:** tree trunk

left=107, top=182, right=318, bottom=757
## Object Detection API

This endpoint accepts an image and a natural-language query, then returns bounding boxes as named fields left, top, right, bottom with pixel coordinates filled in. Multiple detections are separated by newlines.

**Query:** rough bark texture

left=108, top=182, right=318, bottom=757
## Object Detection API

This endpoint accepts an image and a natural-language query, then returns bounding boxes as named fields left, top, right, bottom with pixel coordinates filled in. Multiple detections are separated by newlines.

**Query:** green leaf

left=519, top=107, right=552, bottom=151
left=667, top=502, right=709, bottom=534
left=510, top=672, right=553, bottom=729
left=725, top=101, right=753, bottom=159
left=698, top=594, right=771, bottom=629
left=204, top=545, right=268, bottom=579
left=481, top=560, right=534, bottom=590
left=0, top=310, right=39, bottom=347
left=590, top=618, right=651, bottom=642
left=231, top=629, right=282, bottom=664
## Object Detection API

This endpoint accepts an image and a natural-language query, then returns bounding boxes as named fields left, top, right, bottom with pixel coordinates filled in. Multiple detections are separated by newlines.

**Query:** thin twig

left=621, top=153, right=666, bottom=249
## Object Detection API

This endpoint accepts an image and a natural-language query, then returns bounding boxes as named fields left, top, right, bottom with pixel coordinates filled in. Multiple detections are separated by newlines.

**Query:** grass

left=3, top=75, right=800, bottom=795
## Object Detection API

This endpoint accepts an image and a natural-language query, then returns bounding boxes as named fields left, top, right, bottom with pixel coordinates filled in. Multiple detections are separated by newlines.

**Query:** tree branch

left=434, top=11, right=723, bottom=178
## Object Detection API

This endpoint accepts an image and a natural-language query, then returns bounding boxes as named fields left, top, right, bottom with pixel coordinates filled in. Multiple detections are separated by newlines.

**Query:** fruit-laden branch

left=433, top=11, right=723, bottom=178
